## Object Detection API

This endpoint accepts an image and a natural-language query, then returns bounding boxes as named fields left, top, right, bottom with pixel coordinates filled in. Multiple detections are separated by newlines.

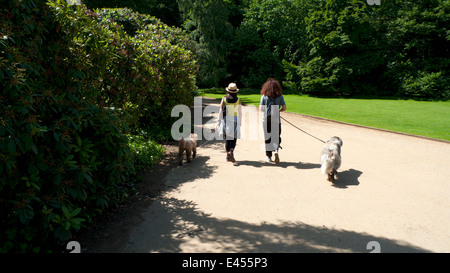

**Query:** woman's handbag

left=218, top=118, right=226, bottom=139
left=218, top=116, right=237, bottom=139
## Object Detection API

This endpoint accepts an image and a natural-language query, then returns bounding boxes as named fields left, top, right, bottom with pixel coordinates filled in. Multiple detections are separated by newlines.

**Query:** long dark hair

left=226, top=91, right=238, bottom=102
left=260, top=78, right=282, bottom=98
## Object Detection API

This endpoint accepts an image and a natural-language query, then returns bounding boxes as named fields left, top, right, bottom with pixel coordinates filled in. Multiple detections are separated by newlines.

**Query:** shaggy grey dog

left=320, top=136, right=343, bottom=183
left=178, top=133, right=197, bottom=165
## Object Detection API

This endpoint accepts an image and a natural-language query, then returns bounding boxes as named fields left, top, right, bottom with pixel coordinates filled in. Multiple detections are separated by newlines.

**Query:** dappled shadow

left=168, top=155, right=218, bottom=185
left=333, top=168, right=362, bottom=189
left=235, top=160, right=320, bottom=170
left=124, top=196, right=431, bottom=253
left=196, top=137, right=224, bottom=150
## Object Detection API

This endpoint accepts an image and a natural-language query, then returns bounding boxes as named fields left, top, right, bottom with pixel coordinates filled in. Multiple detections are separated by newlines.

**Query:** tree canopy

left=178, top=0, right=449, bottom=99
left=82, top=0, right=450, bottom=99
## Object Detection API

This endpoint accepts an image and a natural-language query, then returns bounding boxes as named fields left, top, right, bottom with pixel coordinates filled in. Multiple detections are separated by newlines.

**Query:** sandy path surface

left=122, top=97, right=450, bottom=253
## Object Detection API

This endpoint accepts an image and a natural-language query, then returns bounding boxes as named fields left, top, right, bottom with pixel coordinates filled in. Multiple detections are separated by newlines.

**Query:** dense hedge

left=0, top=0, right=196, bottom=252
left=95, top=8, right=197, bottom=133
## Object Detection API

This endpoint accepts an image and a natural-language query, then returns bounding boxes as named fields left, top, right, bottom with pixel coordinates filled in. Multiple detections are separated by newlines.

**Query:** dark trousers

left=226, top=139, right=236, bottom=152
left=263, top=116, right=281, bottom=157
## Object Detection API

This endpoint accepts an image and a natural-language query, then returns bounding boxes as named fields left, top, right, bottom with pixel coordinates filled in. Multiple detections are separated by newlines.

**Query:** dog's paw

left=332, top=170, right=338, bottom=183
left=327, top=173, right=334, bottom=183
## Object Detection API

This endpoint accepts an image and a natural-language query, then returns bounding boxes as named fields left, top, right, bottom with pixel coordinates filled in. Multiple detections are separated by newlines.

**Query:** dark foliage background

left=100, top=0, right=449, bottom=99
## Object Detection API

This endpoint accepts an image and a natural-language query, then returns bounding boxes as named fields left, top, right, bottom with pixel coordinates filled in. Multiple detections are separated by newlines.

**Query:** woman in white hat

left=217, top=83, right=242, bottom=163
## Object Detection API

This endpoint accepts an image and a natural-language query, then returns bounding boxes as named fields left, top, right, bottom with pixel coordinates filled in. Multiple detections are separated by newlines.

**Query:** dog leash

left=198, top=123, right=239, bottom=148
left=199, top=116, right=325, bottom=146
left=280, top=116, right=326, bottom=143
left=198, top=127, right=218, bottom=148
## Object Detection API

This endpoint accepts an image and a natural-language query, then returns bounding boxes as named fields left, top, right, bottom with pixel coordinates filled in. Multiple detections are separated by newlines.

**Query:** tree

left=290, top=0, right=390, bottom=96
left=231, top=0, right=309, bottom=88
left=386, top=0, right=450, bottom=99
left=178, top=0, right=234, bottom=87
left=282, top=0, right=449, bottom=99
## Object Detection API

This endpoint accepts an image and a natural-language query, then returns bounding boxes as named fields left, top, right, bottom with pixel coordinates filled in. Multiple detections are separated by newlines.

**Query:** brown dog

left=178, top=133, right=197, bottom=165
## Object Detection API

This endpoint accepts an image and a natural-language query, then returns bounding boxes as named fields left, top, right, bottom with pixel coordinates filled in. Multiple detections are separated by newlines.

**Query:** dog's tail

left=321, top=159, right=333, bottom=175
left=321, top=151, right=335, bottom=175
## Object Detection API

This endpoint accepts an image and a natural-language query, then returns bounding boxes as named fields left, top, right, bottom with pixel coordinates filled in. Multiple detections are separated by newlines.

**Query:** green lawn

left=199, top=88, right=450, bottom=141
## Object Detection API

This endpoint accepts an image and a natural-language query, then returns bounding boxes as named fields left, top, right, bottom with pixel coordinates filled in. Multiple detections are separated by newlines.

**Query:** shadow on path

left=126, top=196, right=430, bottom=253
left=235, top=160, right=321, bottom=170
left=333, top=168, right=362, bottom=189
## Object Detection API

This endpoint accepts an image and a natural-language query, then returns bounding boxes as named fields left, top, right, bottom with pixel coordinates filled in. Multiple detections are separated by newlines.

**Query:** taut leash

left=198, top=116, right=325, bottom=146
left=280, top=115, right=326, bottom=144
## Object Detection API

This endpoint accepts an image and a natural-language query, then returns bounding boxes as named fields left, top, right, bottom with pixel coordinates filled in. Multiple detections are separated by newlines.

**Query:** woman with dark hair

left=217, top=83, right=242, bottom=163
left=259, top=78, right=286, bottom=164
